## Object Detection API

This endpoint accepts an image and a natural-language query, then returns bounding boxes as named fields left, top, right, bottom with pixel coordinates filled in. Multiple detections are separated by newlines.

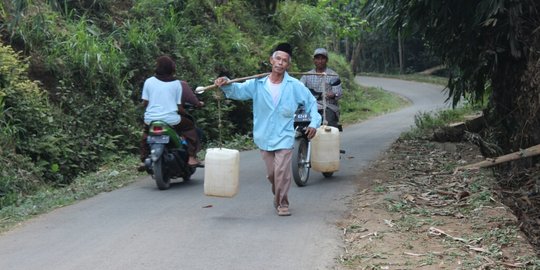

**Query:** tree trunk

left=350, top=42, right=362, bottom=75
left=332, top=34, right=339, bottom=52
left=398, top=29, right=404, bottom=74
left=512, top=31, right=540, bottom=148
left=488, top=22, right=540, bottom=153
left=345, top=38, right=351, bottom=62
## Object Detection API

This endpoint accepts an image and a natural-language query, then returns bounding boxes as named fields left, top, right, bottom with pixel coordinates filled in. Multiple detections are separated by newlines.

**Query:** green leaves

left=373, top=0, right=536, bottom=106
left=317, top=0, right=368, bottom=39
left=273, top=1, right=329, bottom=68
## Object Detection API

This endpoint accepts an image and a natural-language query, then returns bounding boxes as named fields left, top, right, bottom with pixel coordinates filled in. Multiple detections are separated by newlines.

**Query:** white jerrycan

left=204, top=148, right=240, bottom=197
left=310, top=125, right=340, bottom=172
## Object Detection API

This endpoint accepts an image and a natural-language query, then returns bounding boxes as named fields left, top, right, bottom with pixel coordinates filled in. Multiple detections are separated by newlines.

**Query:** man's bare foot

left=188, top=157, right=202, bottom=166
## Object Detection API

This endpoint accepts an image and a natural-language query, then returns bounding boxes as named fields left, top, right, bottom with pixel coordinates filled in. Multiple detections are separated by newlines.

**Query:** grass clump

left=401, top=105, right=482, bottom=140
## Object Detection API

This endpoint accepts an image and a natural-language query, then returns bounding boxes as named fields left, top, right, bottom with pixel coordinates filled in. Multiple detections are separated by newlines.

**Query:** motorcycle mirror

left=330, top=78, right=341, bottom=86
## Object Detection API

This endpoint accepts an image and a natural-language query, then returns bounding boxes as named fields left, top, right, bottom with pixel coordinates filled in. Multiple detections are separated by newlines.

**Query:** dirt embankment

left=336, top=138, right=539, bottom=269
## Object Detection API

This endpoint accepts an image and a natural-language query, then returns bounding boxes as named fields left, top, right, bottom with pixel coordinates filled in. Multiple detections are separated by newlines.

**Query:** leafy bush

left=274, top=1, right=329, bottom=70
left=0, top=44, right=50, bottom=203
left=0, top=152, right=43, bottom=207
left=401, top=106, right=480, bottom=140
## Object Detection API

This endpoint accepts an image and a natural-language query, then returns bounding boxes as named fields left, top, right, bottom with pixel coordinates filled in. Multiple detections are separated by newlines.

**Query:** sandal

left=277, top=206, right=291, bottom=216
left=188, top=161, right=204, bottom=168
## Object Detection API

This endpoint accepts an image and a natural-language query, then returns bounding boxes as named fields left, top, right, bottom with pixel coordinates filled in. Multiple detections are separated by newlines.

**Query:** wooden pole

left=454, top=144, right=540, bottom=173
left=195, top=73, right=270, bottom=94
left=289, top=72, right=338, bottom=76
left=195, top=72, right=337, bottom=94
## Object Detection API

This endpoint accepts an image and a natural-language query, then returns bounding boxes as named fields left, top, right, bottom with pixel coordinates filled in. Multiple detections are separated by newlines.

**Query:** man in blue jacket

left=214, top=43, right=321, bottom=216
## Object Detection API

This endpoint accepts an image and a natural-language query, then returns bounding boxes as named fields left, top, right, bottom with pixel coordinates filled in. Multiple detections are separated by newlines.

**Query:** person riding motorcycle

left=300, top=48, right=343, bottom=128
left=138, top=55, right=202, bottom=171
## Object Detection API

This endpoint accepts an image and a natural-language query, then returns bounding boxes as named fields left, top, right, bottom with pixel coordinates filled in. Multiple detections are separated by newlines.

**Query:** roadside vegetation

left=337, top=108, right=540, bottom=269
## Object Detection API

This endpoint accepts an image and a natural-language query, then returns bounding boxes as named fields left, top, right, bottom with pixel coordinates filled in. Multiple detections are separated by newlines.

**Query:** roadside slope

left=337, top=77, right=538, bottom=269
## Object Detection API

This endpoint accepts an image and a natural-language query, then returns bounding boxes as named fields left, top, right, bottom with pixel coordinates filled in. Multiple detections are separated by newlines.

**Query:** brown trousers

left=140, top=116, right=200, bottom=162
left=260, top=149, right=293, bottom=208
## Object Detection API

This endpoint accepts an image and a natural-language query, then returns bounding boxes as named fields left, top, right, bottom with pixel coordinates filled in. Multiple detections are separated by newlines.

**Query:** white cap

left=313, top=48, right=328, bottom=58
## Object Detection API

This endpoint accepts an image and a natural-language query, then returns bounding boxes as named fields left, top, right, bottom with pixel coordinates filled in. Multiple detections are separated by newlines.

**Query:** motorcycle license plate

left=147, top=135, right=170, bottom=144
left=294, top=113, right=310, bottom=122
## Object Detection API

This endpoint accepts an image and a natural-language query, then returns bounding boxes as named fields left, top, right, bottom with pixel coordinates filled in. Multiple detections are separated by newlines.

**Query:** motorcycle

left=292, top=78, right=344, bottom=187
left=143, top=108, right=201, bottom=190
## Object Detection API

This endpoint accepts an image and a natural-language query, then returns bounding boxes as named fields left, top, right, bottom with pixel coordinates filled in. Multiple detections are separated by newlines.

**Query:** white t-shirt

left=267, top=80, right=281, bottom=106
left=142, top=76, right=182, bottom=125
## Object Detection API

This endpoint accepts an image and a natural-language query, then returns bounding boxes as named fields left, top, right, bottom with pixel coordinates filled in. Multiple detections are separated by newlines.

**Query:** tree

left=373, top=0, right=540, bottom=152
left=317, top=0, right=367, bottom=74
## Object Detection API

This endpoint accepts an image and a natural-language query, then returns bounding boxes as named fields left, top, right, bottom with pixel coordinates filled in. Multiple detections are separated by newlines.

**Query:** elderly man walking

left=214, top=43, right=321, bottom=216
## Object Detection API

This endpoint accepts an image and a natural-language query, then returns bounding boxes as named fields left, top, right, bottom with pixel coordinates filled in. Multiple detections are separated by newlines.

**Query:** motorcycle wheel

left=322, top=172, right=334, bottom=178
left=153, top=157, right=171, bottom=190
left=292, top=137, right=310, bottom=187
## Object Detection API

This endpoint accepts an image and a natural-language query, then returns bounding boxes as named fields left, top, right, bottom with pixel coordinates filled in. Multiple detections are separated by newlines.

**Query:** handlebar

left=307, top=78, right=341, bottom=100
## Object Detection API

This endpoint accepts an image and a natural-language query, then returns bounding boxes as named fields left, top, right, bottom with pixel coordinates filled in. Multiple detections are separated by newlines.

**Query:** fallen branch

left=428, top=227, right=467, bottom=243
left=404, top=251, right=443, bottom=257
left=403, top=252, right=427, bottom=257
left=433, top=113, right=484, bottom=142
left=500, top=262, right=525, bottom=268
left=384, top=219, right=395, bottom=228
left=454, top=144, right=540, bottom=173
left=467, top=245, right=489, bottom=253
left=360, top=232, right=378, bottom=239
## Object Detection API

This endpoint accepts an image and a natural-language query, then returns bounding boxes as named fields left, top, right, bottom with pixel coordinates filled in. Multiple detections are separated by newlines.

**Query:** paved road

left=0, top=77, right=448, bottom=270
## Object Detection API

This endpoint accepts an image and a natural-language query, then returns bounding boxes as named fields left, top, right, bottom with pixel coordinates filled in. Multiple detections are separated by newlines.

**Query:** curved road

left=0, top=77, right=448, bottom=270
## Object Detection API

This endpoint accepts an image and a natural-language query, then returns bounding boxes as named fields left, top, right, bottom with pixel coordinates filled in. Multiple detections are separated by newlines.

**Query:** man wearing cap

left=214, top=43, right=321, bottom=216
left=300, top=48, right=343, bottom=127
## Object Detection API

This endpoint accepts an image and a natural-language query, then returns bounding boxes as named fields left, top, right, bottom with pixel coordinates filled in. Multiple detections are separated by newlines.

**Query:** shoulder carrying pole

left=194, top=72, right=337, bottom=94
left=195, top=73, right=270, bottom=94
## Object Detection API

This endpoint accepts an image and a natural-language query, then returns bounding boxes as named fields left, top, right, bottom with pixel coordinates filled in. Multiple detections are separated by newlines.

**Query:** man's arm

left=177, top=104, right=187, bottom=115
left=328, top=70, right=343, bottom=100
left=331, top=78, right=343, bottom=100
left=215, top=77, right=256, bottom=101
left=180, top=81, right=204, bottom=107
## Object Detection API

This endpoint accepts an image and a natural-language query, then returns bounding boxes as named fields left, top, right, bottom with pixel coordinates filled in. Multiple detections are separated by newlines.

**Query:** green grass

left=401, top=106, right=483, bottom=140
left=340, top=83, right=411, bottom=125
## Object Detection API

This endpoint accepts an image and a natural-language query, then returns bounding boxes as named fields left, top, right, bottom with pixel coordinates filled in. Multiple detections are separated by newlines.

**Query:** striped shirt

left=300, top=68, right=342, bottom=112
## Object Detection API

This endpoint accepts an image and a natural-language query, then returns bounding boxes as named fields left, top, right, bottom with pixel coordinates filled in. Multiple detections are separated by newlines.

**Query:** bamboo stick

left=454, top=144, right=540, bottom=172
left=195, top=73, right=270, bottom=94
left=194, top=72, right=338, bottom=94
